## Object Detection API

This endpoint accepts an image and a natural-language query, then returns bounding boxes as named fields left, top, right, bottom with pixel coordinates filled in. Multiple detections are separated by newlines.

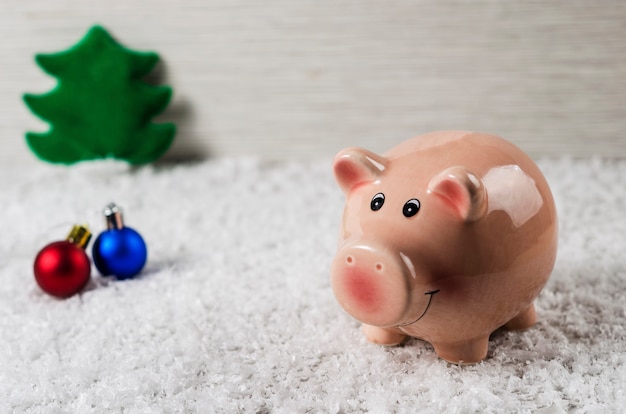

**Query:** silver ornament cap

left=104, top=203, right=124, bottom=230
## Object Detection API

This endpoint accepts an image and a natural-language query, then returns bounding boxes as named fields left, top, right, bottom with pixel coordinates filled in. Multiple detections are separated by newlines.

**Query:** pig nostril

left=346, top=256, right=354, bottom=265
left=375, top=263, right=383, bottom=272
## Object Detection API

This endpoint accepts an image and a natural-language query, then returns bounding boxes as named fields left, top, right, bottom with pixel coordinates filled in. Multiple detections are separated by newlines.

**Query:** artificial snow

left=0, top=157, right=624, bottom=412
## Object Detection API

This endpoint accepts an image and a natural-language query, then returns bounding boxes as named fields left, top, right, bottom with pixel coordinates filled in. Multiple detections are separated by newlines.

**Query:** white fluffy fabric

left=0, top=157, right=624, bottom=412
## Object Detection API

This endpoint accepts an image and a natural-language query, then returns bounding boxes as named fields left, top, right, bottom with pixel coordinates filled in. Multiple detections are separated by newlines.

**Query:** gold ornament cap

left=66, top=225, right=92, bottom=249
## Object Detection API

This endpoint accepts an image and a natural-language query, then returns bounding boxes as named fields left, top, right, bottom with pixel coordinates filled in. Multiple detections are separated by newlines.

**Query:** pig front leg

left=361, top=324, right=408, bottom=346
left=432, top=336, right=490, bottom=364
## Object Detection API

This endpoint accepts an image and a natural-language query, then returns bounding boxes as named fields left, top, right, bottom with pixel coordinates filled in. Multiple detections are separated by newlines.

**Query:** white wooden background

left=1, top=0, right=625, bottom=168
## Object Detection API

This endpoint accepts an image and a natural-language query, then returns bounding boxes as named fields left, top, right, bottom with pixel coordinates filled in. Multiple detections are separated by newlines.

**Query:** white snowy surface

left=0, top=157, right=624, bottom=413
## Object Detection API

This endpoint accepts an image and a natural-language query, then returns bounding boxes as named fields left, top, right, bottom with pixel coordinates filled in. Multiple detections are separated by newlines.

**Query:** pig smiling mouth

left=396, top=289, right=440, bottom=327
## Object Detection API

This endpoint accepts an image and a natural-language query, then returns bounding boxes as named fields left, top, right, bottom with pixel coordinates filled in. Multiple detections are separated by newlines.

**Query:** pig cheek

left=343, top=267, right=382, bottom=314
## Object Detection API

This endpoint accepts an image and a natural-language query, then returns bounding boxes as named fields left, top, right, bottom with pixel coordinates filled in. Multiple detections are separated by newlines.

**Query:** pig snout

left=330, top=244, right=413, bottom=328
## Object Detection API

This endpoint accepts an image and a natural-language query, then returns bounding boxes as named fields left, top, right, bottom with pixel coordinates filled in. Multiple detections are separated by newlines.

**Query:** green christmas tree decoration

left=23, top=25, right=176, bottom=164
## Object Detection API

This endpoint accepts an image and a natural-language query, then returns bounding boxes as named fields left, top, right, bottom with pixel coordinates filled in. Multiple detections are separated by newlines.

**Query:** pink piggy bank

left=330, top=131, right=558, bottom=363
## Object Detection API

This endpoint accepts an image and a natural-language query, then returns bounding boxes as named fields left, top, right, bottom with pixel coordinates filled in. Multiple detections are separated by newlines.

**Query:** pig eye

left=371, top=193, right=385, bottom=211
left=403, top=199, right=420, bottom=217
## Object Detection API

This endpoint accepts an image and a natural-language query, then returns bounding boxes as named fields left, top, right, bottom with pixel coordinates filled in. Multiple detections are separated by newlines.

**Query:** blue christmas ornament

left=92, top=203, right=147, bottom=279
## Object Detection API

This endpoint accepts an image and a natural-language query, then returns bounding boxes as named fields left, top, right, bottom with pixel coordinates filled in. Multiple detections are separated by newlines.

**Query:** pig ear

left=427, top=166, right=487, bottom=222
left=333, top=147, right=388, bottom=193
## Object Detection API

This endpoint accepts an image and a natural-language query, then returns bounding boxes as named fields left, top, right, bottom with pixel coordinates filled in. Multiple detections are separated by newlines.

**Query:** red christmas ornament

left=34, top=225, right=92, bottom=298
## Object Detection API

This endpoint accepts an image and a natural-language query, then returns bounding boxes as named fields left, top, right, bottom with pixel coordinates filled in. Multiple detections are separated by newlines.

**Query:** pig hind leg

left=502, top=303, right=537, bottom=331
left=361, top=324, right=408, bottom=346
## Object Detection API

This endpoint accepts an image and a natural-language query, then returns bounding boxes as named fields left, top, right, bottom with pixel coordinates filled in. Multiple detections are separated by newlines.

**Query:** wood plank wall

left=1, top=1, right=625, bottom=168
